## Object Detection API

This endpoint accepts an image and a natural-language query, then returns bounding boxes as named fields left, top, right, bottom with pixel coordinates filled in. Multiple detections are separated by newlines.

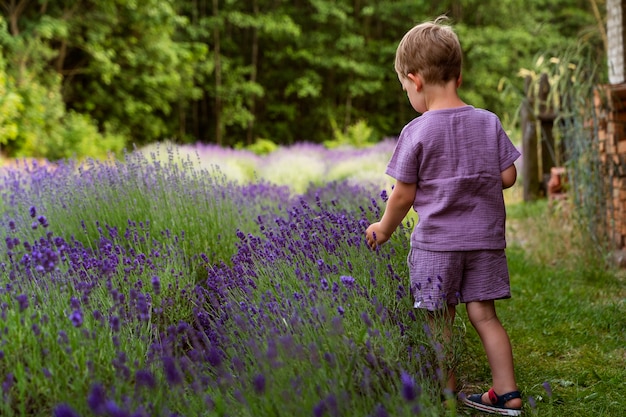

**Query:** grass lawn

left=455, top=197, right=626, bottom=416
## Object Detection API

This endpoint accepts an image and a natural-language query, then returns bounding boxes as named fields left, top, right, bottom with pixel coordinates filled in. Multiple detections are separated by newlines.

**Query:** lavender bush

left=138, top=140, right=397, bottom=194
left=0, top=144, right=460, bottom=416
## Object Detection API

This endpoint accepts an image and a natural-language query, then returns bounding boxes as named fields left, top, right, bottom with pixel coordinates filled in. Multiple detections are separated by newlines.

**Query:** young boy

left=365, top=17, right=523, bottom=416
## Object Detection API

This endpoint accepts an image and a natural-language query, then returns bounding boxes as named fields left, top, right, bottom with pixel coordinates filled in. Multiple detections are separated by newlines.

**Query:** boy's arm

left=501, top=164, right=517, bottom=189
left=365, top=180, right=416, bottom=249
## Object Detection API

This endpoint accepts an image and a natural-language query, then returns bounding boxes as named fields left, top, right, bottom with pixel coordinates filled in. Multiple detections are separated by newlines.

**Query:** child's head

left=395, top=16, right=462, bottom=86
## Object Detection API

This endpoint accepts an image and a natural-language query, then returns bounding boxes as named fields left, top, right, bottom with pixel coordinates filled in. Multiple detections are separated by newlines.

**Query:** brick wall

left=598, top=84, right=626, bottom=248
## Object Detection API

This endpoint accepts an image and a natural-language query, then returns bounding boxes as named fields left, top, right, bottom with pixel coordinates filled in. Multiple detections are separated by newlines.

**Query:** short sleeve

left=385, top=126, right=419, bottom=183
left=497, top=123, right=521, bottom=171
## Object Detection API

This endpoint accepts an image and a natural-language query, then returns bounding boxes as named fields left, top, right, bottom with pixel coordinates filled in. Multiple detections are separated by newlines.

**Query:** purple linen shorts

left=407, top=247, right=511, bottom=311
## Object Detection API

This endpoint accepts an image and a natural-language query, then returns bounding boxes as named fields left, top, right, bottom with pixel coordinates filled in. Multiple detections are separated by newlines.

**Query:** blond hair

left=394, top=16, right=462, bottom=85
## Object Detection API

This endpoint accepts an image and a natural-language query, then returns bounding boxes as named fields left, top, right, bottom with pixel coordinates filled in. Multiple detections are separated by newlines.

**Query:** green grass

left=455, top=197, right=626, bottom=416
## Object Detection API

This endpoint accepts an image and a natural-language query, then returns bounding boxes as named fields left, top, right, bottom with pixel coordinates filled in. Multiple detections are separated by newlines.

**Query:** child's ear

left=407, top=73, right=422, bottom=91
left=457, top=73, right=462, bottom=88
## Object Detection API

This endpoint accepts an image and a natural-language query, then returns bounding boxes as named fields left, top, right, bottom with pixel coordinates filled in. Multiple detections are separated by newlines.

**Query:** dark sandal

left=462, top=388, right=522, bottom=416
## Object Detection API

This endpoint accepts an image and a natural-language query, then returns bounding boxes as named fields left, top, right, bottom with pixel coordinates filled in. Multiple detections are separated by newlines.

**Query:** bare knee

left=466, top=300, right=498, bottom=328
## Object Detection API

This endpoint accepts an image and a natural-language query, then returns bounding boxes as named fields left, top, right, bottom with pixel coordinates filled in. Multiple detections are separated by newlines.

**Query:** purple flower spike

left=16, top=294, right=29, bottom=312
left=340, top=275, right=355, bottom=289
left=163, top=356, right=182, bottom=386
left=542, top=381, right=552, bottom=397
left=151, top=276, right=161, bottom=295
left=70, top=309, right=83, bottom=327
left=313, top=401, right=326, bottom=417
left=53, top=404, right=81, bottom=417
left=400, top=371, right=418, bottom=402
left=105, top=399, right=129, bottom=417
left=380, top=189, right=389, bottom=202
left=37, top=215, right=49, bottom=228
left=87, top=383, right=107, bottom=414
left=110, top=316, right=120, bottom=332
left=29, top=206, right=36, bottom=218
left=252, top=373, right=266, bottom=394
left=372, top=403, right=389, bottom=417
left=135, top=369, right=156, bottom=389
left=8, top=220, right=15, bottom=231
left=2, top=373, right=15, bottom=393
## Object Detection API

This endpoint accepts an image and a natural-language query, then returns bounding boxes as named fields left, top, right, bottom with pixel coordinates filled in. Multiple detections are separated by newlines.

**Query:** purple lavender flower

left=542, top=381, right=553, bottom=397
left=16, top=294, right=28, bottom=312
left=252, top=373, right=266, bottom=394
left=136, top=293, right=150, bottom=321
left=528, top=395, right=537, bottom=409
left=58, top=330, right=69, bottom=345
left=135, top=369, right=156, bottom=389
left=151, top=276, right=161, bottom=295
left=313, top=401, right=326, bottom=417
left=53, top=404, right=81, bottom=417
left=340, top=275, right=355, bottom=289
left=162, top=356, right=182, bottom=386
left=31, top=221, right=38, bottom=230
left=8, top=220, right=15, bottom=231
left=361, top=311, right=372, bottom=328
left=29, top=206, right=36, bottom=218
left=2, top=373, right=14, bottom=394
left=372, top=403, right=389, bottom=417
left=70, top=309, right=83, bottom=327
left=323, top=352, right=336, bottom=367
left=110, top=315, right=120, bottom=332
left=207, top=346, right=223, bottom=367
left=400, top=371, right=418, bottom=402
left=380, top=189, right=389, bottom=202
left=37, top=215, right=49, bottom=228
left=105, top=399, right=129, bottom=417
left=87, top=383, right=107, bottom=414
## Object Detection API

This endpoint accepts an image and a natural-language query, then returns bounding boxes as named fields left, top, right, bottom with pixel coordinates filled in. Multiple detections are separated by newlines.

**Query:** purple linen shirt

left=386, top=106, right=520, bottom=251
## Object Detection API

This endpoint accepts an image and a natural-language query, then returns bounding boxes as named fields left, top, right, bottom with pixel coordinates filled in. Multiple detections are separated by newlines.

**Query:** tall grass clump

left=0, top=147, right=464, bottom=416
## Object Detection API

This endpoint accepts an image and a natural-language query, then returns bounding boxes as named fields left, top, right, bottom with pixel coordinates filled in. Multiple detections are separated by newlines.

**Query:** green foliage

left=0, top=58, right=22, bottom=147
left=240, top=138, right=279, bottom=155
left=325, top=119, right=376, bottom=149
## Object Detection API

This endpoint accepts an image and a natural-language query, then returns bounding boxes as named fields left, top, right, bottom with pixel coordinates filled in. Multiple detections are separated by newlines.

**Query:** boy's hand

left=365, top=222, right=391, bottom=250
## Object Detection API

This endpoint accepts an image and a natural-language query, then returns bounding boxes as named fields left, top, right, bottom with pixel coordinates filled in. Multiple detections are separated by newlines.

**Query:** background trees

left=0, top=0, right=605, bottom=158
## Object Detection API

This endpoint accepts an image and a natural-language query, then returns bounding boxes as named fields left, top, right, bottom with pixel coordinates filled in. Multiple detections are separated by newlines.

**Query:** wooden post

left=538, top=73, right=557, bottom=189
left=522, top=76, right=541, bottom=201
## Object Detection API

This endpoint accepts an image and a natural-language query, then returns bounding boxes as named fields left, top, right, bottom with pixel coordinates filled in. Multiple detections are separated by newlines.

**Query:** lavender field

left=0, top=142, right=460, bottom=416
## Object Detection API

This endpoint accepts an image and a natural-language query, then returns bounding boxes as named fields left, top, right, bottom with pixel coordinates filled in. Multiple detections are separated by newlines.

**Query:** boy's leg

left=465, top=300, right=522, bottom=409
